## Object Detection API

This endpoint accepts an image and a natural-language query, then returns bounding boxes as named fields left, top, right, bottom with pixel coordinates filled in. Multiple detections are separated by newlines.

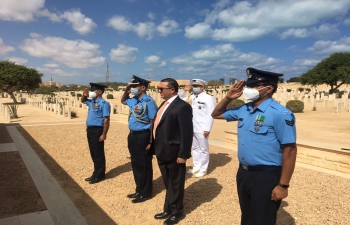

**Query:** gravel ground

left=17, top=122, right=350, bottom=225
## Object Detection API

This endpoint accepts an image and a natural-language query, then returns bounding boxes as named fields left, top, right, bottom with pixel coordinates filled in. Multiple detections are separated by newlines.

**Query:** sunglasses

left=157, top=87, right=171, bottom=92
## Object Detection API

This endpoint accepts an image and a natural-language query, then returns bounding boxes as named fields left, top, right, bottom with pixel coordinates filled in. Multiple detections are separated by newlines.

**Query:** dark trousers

left=87, top=126, right=105, bottom=178
left=158, top=161, right=186, bottom=215
left=237, top=167, right=282, bottom=225
left=128, top=131, right=153, bottom=196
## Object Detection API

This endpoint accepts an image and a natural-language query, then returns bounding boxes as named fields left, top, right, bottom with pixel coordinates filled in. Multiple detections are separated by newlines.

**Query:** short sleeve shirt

left=222, top=97, right=296, bottom=166
left=125, top=94, right=157, bottom=131
left=86, top=98, right=111, bottom=126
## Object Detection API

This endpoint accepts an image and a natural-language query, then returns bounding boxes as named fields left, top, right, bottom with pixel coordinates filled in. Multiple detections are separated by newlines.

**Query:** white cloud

left=0, top=1, right=96, bottom=34
left=37, top=67, right=81, bottom=77
left=43, top=63, right=59, bottom=68
left=144, top=55, right=166, bottom=67
left=171, top=43, right=283, bottom=75
left=107, top=16, right=133, bottom=31
left=148, top=12, right=155, bottom=20
left=307, top=37, right=350, bottom=55
left=19, top=33, right=105, bottom=68
left=0, top=0, right=45, bottom=22
left=134, top=22, right=155, bottom=40
left=0, top=38, right=15, bottom=55
left=107, top=15, right=180, bottom=39
left=344, top=18, right=350, bottom=25
left=280, top=24, right=339, bottom=40
left=185, top=23, right=212, bottom=39
left=60, top=9, right=97, bottom=35
left=293, top=58, right=320, bottom=67
left=185, top=0, right=350, bottom=42
left=157, top=20, right=181, bottom=36
left=5, top=57, right=27, bottom=65
left=109, top=44, right=139, bottom=64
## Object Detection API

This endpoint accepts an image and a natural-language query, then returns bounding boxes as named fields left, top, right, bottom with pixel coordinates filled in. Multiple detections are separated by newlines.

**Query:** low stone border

left=225, top=130, right=350, bottom=174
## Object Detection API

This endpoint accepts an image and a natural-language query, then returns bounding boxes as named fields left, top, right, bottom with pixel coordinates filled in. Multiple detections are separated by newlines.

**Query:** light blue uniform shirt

left=222, top=97, right=296, bottom=166
left=125, top=94, right=157, bottom=131
left=86, top=98, right=111, bottom=126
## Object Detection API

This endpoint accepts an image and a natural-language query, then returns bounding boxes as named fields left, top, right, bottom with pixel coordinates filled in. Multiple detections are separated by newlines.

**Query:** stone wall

left=224, top=130, right=350, bottom=174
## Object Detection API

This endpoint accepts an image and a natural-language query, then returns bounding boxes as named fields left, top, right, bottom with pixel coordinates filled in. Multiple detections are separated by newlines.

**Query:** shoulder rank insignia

left=285, top=119, right=295, bottom=126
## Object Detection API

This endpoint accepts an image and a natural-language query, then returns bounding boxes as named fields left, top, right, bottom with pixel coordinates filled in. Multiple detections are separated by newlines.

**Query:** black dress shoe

left=154, top=211, right=170, bottom=219
left=131, top=195, right=150, bottom=203
left=126, top=193, right=140, bottom=198
left=89, top=177, right=105, bottom=184
left=163, top=215, right=183, bottom=225
left=85, top=176, right=94, bottom=182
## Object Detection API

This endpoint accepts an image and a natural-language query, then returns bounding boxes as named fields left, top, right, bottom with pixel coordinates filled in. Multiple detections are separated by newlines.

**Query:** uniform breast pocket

left=249, top=125, right=269, bottom=142
left=237, top=121, right=244, bottom=129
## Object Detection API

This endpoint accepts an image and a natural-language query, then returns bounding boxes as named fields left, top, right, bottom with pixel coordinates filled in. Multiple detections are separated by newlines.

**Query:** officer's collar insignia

left=93, top=103, right=99, bottom=108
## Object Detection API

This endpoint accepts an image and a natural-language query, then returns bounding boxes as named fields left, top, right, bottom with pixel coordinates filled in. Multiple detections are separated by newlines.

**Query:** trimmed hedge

left=227, top=99, right=245, bottom=110
left=286, top=100, right=304, bottom=113
left=106, top=94, right=114, bottom=99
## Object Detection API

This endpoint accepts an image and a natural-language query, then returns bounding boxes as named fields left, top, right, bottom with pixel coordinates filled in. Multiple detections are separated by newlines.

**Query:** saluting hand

left=226, top=80, right=245, bottom=100
left=83, top=87, right=89, bottom=97
left=183, top=84, right=192, bottom=91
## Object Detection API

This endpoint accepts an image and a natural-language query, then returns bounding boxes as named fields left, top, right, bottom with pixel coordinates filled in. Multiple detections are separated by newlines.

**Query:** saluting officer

left=211, top=68, right=297, bottom=225
left=121, top=75, right=157, bottom=203
left=81, top=83, right=111, bottom=184
left=178, top=79, right=216, bottom=177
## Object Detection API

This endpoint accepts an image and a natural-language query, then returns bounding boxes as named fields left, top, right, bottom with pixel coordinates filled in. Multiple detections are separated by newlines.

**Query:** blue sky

left=1, top=0, right=350, bottom=85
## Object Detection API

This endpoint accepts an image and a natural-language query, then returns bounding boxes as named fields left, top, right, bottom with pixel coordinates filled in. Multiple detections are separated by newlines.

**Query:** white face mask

left=89, top=91, right=97, bottom=99
left=243, top=86, right=267, bottom=101
left=130, top=87, right=141, bottom=96
left=193, top=86, right=201, bottom=94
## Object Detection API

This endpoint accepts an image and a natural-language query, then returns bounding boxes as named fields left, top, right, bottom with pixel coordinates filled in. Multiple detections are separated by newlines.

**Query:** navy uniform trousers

left=237, top=167, right=282, bottom=225
left=87, top=126, right=106, bottom=178
left=127, top=130, right=153, bottom=196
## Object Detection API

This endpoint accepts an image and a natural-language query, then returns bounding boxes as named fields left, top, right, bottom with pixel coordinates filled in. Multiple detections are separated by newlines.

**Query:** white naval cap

left=192, top=78, right=208, bottom=86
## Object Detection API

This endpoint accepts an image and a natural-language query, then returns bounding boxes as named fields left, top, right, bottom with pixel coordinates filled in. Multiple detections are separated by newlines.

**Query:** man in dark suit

left=152, top=78, right=193, bottom=225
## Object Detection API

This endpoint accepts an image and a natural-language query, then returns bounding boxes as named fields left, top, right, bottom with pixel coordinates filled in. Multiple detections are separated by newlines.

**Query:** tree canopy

left=208, top=80, right=224, bottom=86
left=286, top=77, right=301, bottom=83
left=299, top=52, right=350, bottom=93
left=0, top=60, right=43, bottom=103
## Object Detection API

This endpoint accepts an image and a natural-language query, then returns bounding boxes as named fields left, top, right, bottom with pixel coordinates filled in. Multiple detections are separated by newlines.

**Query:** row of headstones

left=26, top=99, right=75, bottom=119
left=0, top=103, right=11, bottom=122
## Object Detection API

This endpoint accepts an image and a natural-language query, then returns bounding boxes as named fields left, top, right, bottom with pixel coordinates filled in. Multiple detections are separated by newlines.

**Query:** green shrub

left=71, top=110, right=77, bottom=118
left=306, top=88, right=311, bottom=92
left=77, top=93, right=82, bottom=99
left=71, top=92, right=75, bottom=96
left=298, top=87, right=304, bottom=92
left=227, top=99, right=245, bottom=109
left=286, top=89, right=292, bottom=92
left=286, top=100, right=304, bottom=113
left=7, top=104, right=19, bottom=118
left=106, top=94, right=114, bottom=99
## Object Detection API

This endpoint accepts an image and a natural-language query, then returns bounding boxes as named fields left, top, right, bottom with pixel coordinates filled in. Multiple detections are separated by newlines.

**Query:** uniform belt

left=239, top=163, right=281, bottom=171
left=87, top=126, right=103, bottom=129
left=130, top=130, right=150, bottom=134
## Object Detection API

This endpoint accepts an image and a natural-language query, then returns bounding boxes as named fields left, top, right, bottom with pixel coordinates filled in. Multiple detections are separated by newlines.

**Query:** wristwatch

left=278, top=182, right=290, bottom=189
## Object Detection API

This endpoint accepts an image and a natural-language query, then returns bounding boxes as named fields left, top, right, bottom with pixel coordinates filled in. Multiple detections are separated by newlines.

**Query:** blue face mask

left=130, top=87, right=141, bottom=96
left=193, top=87, right=201, bottom=94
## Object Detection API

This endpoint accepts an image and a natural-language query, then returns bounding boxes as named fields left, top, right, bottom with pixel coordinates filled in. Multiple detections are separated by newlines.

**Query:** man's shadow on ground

left=277, top=201, right=295, bottom=225
left=105, top=161, right=131, bottom=179
left=184, top=178, right=222, bottom=214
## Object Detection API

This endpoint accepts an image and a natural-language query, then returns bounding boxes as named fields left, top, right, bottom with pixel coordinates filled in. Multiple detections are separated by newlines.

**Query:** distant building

left=147, top=79, right=190, bottom=86
left=41, top=75, right=61, bottom=88
left=219, top=77, right=225, bottom=84
left=41, top=81, right=62, bottom=88
left=229, top=78, right=237, bottom=84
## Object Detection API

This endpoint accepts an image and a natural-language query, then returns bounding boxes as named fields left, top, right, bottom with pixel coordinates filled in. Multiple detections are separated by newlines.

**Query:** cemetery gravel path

left=16, top=122, right=350, bottom=225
